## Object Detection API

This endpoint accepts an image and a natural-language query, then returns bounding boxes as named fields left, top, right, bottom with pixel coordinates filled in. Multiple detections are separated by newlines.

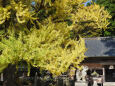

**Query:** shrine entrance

left=105, top=69, right=115, bottom=82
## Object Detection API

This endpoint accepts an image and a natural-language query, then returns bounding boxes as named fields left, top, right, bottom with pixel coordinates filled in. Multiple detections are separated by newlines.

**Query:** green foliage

left=72, top=4, right=111, bottom=37
left=93, top=0, right=115, bottom=36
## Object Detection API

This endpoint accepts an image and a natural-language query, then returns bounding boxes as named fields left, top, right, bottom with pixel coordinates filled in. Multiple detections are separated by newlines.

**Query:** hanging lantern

left=109, top=65, right=114, bottom=69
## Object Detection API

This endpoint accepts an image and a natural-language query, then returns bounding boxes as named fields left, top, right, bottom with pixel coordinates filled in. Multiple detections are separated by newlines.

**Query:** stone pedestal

left=103, top=82, right=115, bottom=86
left=75, top=81, right=87, bottom=86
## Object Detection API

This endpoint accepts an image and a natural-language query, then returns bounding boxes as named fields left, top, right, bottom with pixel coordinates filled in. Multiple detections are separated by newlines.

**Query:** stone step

left=75, top=82, right=87, bottom=86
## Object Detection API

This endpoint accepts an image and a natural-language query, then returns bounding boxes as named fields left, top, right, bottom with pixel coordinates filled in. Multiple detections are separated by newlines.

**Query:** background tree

left=86, top=0, right=115, bottom=36
left=72, top=3, right=111, bottom=37
left=96, top=0, right=115, bottom=36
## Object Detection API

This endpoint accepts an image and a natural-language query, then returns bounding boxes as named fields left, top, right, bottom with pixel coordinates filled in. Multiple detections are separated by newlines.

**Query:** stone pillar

left=103, top=67, right=105, bottom=82
left=34, top=72, right=38, bottom=86
left=0, top=73, right=3, bottom=81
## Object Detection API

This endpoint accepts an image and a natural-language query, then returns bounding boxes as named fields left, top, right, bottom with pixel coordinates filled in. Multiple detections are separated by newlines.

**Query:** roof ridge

left=84, top=37, right=115, bottom=40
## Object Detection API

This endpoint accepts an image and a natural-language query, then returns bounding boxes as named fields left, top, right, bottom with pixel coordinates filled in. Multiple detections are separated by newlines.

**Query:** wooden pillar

left=102, top=67, right=105, bottom=82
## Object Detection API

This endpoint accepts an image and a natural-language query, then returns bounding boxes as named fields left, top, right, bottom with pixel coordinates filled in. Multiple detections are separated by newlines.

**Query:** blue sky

left=31, top=0, right=92, bottom=6
left=84, top=0, right=92, bottom=6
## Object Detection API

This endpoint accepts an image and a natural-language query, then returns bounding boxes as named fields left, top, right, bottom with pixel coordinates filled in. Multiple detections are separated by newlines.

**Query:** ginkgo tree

left=72, top=4, right=111, bottom=37
left=0, top=0, right=111, bottom=85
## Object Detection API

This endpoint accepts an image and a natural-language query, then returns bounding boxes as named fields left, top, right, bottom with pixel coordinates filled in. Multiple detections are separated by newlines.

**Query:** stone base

left=75, top=81, right=87, bottom=86
left=103, top=82, right=115, bottom=86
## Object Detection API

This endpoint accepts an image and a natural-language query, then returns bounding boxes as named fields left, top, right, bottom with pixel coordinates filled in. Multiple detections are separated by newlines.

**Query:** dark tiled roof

left=85, top=37, right=115, bottom=57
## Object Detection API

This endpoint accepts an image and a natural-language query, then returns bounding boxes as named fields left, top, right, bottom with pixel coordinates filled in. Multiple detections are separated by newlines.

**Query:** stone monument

left=75, top=66, right=88, bottom=86
left=81, top=66, right=88, bottom=81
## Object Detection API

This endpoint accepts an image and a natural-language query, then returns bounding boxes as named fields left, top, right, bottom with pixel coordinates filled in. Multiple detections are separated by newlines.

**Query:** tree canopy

left=73, top=3, right=111, bottom=37
left=96, top=0, right=115, bottom=36
left=87, top=0, right=115, bottom=36
left=0, top=0, right=111, bottom=76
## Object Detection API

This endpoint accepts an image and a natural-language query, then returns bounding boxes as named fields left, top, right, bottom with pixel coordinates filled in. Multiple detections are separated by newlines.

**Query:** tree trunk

left=3, top=64, right=20, bottom=86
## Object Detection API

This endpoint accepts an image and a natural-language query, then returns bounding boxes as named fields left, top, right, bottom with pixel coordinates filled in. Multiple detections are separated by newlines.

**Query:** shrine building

left=82, top=37, right=115, bottom=86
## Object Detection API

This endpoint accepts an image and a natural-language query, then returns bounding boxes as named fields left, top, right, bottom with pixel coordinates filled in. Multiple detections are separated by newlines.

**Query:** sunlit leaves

left=72, top=4, right=111, bottom=37
left=0, top=21, right=86, bottom=75
left=0, top=0, right=111, bottom=76
left=0, top=7, right=11, bottom=24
